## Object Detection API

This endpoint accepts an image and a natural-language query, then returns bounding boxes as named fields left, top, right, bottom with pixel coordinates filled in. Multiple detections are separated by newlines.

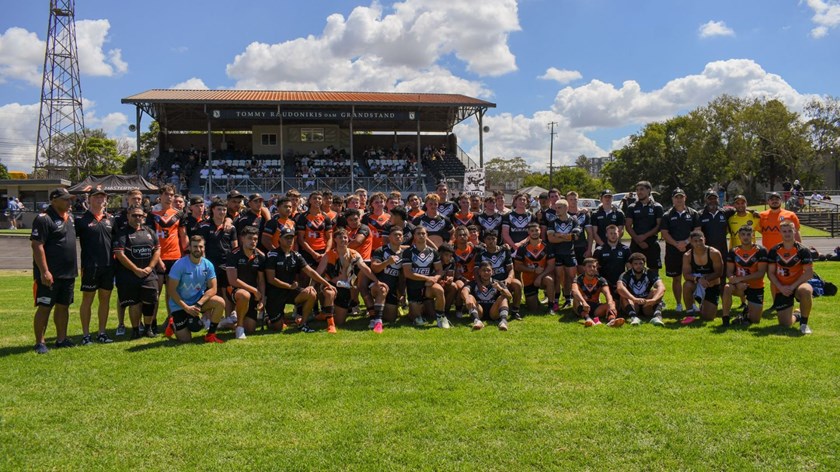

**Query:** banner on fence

left=463, top=169, right=485, bottom=195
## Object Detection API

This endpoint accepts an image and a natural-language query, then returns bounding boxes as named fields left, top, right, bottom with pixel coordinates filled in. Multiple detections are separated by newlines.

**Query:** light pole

left=548, top=121, right=557, bottom=189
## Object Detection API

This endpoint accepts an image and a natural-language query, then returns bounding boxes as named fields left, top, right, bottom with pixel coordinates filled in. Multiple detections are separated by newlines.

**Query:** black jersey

left=437, top=201, right=457, bottom=218
left=627, top=199, right=664, bottom=243
left=184, top=214, right=205, bottom=238
left=618, top=269, right=660, bottom=297
left=30, top=206, right=78, bottom=280
left=401, top=245, right=440, bottom=278
left=699, top=208, right=729, bottom=255
left=194, top=220, right=237, bottom=267
left=474, top=246, right=513, bottom=281
left=372, top=245, right=403, bottom=287
left=502, top=210, right=536, bottom=245
left=412, top=214, right=453, bottom=241
left=548, top=215, right=579, bottom=256
left=569, top=211, right=592, bottom=249
left=469, top=279, right=505, bottom=305
left=264, top=249, right=309, bottom=286
left=592, top=207, right=625, bottom=243
left=476, top=212, right=503, bottom=238
left=226, top=247, right=265, bottom=289
left=113, top=225, right=159, bottom=282
left=234, top=210, right=266, bottom=237
left=75, top=210, right=114, bottom=269
left=381, top=222, right=416, bottom=246
left=660, top=207, right=700, bottom=247
left=593, top=242, right=630, bottom=287
left=113, top=209, right=132, bottom=237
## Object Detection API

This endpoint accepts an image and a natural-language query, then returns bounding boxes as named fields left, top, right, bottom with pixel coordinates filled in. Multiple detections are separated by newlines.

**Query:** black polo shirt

left=699, top=208, right=730, bottom=255
left=194, top=220, right=237, bottom=267
left=627, top=199, right=664, bottom=243
left=75, top=210, right=115, bottom=268
left=592, top=207, right=625, bottom=243
left=660, top=207, right=700, bottom=248
left=226, top=247, right=265, bottom=289
left=113, top=225, right=159, bottom=282
left=234, top=210, right=266, bottom=237
left=265, top=249, right=308, bottom=286
left=30, top=206, right=78, bottom=280
left=593, top=242, right=630, bottom=287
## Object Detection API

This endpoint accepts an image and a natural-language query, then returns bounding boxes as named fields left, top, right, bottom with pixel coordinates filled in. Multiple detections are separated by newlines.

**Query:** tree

left=0, top=162, right=10, bottom=180
left=77, top=129, right=125, bottom=179
left=484, top=156, right=530, bottom=189
left=804, top=96, right=840, bottom=186
left=523, top=167, right=606, bottom=198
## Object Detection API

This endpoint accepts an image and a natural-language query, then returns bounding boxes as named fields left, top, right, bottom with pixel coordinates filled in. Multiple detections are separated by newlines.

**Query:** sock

left=132, top=327, right=140, bottom=336
left=151, top=319, right=158, bottom=330
left=800, top=316, right=808, bottom=326
left=374, top=304, right=384, bottom=321
left=499, top=308, right=509, bottom=320
left=435, top=310, right=445, bottom=320
left=469, top=308, right=479, bottom=320
left=626, top=309, right=637, bottom=318
left=722, top=315, right=730, bottom=325
left=208, top=322, right=218, bottom=334
left=322, top=305, right=334, bottom=315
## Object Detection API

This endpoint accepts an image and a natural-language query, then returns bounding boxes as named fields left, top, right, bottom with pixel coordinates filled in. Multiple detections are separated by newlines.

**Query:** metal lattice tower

left=34, top=0, right=86, bottom=177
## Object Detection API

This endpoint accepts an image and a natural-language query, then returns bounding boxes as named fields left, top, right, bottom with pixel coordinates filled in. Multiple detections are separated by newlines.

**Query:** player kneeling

left=401, top=226, right=450, bottom=328
left=681, top=231, right=724, bottom=324
left=370, top=227, right=407, bottom=330
left=461, top=261, right=513, bottom=331
left=768, top=220, right=815, bottom=334
left=225, top=226, right=266, bottom=338
left=167, top=236, right=227, bottom=343
left=616, top=252, right=666, bottom=326
left=722, top=225, right=767, bottom=326
left=513, top=223, right=555, bottom=313
left=571, top=258, right=621, bottom=327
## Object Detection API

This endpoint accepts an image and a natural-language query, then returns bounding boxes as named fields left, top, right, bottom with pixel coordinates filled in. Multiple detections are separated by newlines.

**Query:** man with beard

left=113, top=205, right=161, bottom=340
left=616, top=252, right=666, bottom=326
left=167, top=235, right=227, bottom=343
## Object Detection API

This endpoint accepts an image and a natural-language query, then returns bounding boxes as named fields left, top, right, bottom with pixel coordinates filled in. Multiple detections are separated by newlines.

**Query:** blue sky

left=1, top=0, right=839, bottom=172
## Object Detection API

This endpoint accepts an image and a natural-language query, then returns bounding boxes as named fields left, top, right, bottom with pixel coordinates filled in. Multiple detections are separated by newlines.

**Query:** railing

left=200, top=175, right=427, bottom=197
left=456, top=145, right=479, bottom=170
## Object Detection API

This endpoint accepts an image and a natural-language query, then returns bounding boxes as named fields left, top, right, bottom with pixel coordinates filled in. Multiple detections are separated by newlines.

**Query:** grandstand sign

left=211, top=109, right=417, bottom=121
left=463, top=169, right=486, bottom=195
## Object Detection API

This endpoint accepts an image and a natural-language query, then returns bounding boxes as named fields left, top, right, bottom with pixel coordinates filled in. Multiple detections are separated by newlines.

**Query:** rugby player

left=148, top=184, right=188, bottom=336
left=566, top=191, right=595, bottom=274
left=461, top=261, right=513, bottom=331
left=759, top=191, right=801, bottom=251
left=626, top=180, right=664, bottom=277
left=592, top=189, right=625, bottom=247
left=681, top=231, right=724, bottom=324
left=474, top=230, right=523, bottom=320
left=296, top=191, right=333, bottom=267
left=546, top=198, right=580, bottom=310
left=112, top=188, right=145, bottom=336
left=225, top=225, right=266, bottom=338
left=401, top=226, right=449, bottom=328
left=451, top=193, right=477, bottom=228
left=593, top=224, right=631, bottom=300
left=370, top=226, right=407, bottom=324
left=262, top=197, right=296, bottom=250
left=502, top=192, right=536, bottom=250
left=513, top=223, right=556, bottom=313
left=571, top=258, right=621, bottom=327
left=722, top=225, right=768, bottom=326
left=660, top=188, right=700, bottom=313
left=767, top=220, right=814, bottom=334
left=413, top=194, right=453, bottom=249
left=616, top=252, right=666, bottom=326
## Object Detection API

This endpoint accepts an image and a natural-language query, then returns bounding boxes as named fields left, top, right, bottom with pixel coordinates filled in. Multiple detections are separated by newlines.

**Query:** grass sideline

left=1, top=266, right=839, bottom=470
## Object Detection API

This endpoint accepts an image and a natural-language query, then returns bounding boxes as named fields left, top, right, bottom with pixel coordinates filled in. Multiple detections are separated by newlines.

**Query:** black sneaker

left=511, top=312, right=523, bottom=321
left=146, top=326, right=158, bottom=338
left=560, top=298, right=572, bottom=309
left=97, top=333, right=114, bottom=344
left=81, top=335, right=93, bottom=346
left=130, top=328, right=142, bottom=340
left=300, top=324, right=317, bottom=333
left=34, top=343, right=48, bottom=354
left=55, top=338, right=75, bottom=349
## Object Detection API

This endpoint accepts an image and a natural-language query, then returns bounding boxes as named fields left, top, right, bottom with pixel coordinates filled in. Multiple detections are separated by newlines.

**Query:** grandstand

left=122, top=90, right=494, bottom=196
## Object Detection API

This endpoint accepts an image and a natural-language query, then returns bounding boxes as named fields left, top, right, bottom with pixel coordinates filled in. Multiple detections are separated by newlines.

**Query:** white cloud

left=698, top=20, right=735, bottom=38
left=0, top=19, right=126, bottom=87
left=0, top=102, right=40, bottom=172
left=538, top=67, right=582, bottom=84
left=226, top=0, right=519, bottom=95
left=806, top=0, right=840, bottom=38
left=550, top=59, right=818, bottom=129
left=171, top=77, right=209, bottom=90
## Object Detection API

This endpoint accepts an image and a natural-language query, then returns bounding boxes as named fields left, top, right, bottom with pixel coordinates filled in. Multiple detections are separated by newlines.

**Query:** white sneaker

left=630, top=316, right=642, bottom=326
left=685, top=305, right=698, bottom=314
left=115, top=325, right=126, bottom=336
left=800, top=323, right=812, bottom=335
left=455, top=309, right=465, bottom=319
left=651, top=316, right=665, bottom=327
left=235, top=326, right=246, bottom=339
left=218, top=314, right=238, bottom=329
left=437, top=317, right=451, bottom=329
left=472, top=318, right=485, bottom=330
left=675, top=303, right=684, bottom=313
left=413, top=316, right=426, bottom=327
left=202, top=316, right=211, bottom=331
left=498, top=318, right=508, bottom=331
left=368, top=318, right=376, bottom=329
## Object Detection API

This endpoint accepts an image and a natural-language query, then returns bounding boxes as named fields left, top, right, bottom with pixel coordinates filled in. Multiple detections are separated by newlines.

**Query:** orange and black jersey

left=361, top=212, right=391, bottom=250
left=263, top=215, right=296, bottom=249
left=450, top=211, right=477, bottom=228
left=474, top=246, right=513, bottom=282
left=574, top=274, right=609, bottom=304
left=514, top=241, right=553, bottom=286
left=503, top=210, right=537, bottom=245
left=727, top=245, right=768, bottom=289
left=347, top=224, right=373, bottom=261
left=147, top=208, right=186, bottom=261
left=296, top=211, right=333, bottom=252
left=226, top=247, right=266, bottom=289
left=768, top=242, right=812, bottom=286
left=407, top=208, right=424, bottom=220
left=324, top=249, right=364, bottom=281
left=453, top=244, right=478, bottom=282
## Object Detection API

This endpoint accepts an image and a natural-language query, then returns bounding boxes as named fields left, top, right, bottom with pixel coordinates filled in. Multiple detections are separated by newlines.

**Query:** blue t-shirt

left=167, top=256, right=216, bottom=312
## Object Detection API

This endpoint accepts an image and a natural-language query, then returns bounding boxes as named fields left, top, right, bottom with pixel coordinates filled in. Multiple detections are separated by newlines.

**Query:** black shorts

left=34, top=278, right=75, bottom=307
left=664, top=246, right=685, bottom=277
left=117, top=276, right=159, bottom=308
left=215, top=268, right=229, bottom=290
left=554, top=253, right=578, bottom=268
left=574, top=246, right=587, bottom=264
left=772, top=287, right=809, bottom=311
left=479, top=302, right=495, bottom=317
left=266, top=287, right=304, bottom=318
left=630, top=241, right=661, bottom=269
left=406, top=281, right=427, bottom=304
left=301, top=250, right=325, bottom=268
left=378, top=282, right=401, bottom=306
left=80, top=266, right=115, bottom=292
left=577, top=301, right=602, bottom=316
left=696, top=285, right=721, bottom=305
left=171, top=309, right=204, bottom=332
left=745, top=287, right=764, bottom=305
left=335, top=287, right=353, bottom=309
left=524, top=283, right=540, bottom=298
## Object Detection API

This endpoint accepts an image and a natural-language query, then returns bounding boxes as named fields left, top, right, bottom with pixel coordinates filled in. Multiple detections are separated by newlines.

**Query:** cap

left=768, top=191, right=782, bottom=199
left=49, top=188, right=74, bottom=200
left=705, top=190, right=718, bottom=199
left=794, top=180, right=800, bottom=185
left=227, top=189, right=244, bottom=199
left=279, top=225, right=295, bottom=238
left=189, top=196, right=205, bottom=206
left=600, top=189, right=614, bottom=197
left=90, top=186, right=107, bottom=197
left=733, top=194, right=747, bottom=203
left=672, top=188, right=686, bottom=197
left=248, top=193, right=264, bottom=202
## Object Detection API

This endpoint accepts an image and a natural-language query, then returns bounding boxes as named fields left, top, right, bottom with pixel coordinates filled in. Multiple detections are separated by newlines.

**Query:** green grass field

left=1, top=266, right=839, bottom=470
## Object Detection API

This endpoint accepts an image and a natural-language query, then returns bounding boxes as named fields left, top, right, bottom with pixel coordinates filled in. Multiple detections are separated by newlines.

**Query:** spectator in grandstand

left=660, top=188, right=700, bottom=313
left=722, top=225, right=767, bottom=326
left=31, top=188, right=78, bottom=353
left=616, top=252, right=666, bottom=326
left=571, top=258, right=621, bottom=327
left=767, top=220, right=814, bottom=334
left=626, top=181, right=663, bottom=277
left=680, top=230, right=724, bottom=324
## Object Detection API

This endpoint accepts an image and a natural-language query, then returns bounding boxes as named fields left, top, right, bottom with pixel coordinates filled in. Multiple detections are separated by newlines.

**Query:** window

left=261, top=134, right=277, bottom=146
left=301, top=127, right=325, bottom=142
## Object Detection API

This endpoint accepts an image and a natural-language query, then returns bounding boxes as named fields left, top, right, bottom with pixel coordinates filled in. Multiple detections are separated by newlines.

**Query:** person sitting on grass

left=681, top=231, right=724, bottom=325
left=461, top=261, right=512, bottom=331
left=616, top=252, right=665, bottom=326
left=370, top=226, right=406, bottom=326
left=166, top=235, right=226, bottom=344
left=571, top=258, right=621, bottom=327
left=767, top=220, right=814, bottom=335
left=513, top=222, right=556, bottom=314
left=722, top=225, right=768, bottom=326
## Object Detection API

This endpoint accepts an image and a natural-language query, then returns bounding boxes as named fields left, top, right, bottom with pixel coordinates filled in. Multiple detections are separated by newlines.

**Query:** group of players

left=29, top=178, right=816, bottom=353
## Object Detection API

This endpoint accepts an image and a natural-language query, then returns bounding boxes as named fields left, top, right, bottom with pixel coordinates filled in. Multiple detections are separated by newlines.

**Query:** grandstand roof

left=122, top=89, right=495, bottom=132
